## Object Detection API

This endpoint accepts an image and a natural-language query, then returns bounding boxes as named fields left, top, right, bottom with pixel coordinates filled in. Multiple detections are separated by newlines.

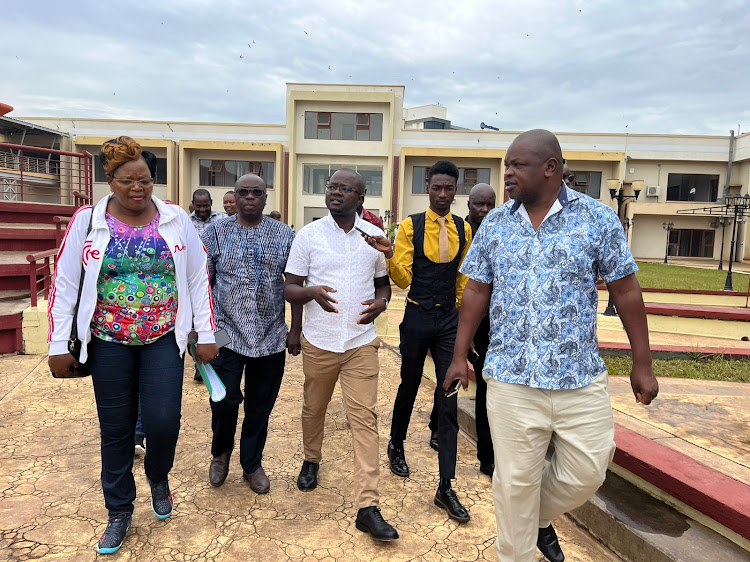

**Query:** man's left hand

left=358, top=299, right=386, bottom=324
left=195, top=343, right=220, bottom=365
left=287, top=329, right=301, bottom=356
left=630, top=363, right=659, bottom=405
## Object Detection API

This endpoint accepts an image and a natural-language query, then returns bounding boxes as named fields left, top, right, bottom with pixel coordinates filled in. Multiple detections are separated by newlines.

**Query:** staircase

left=0, top=201, right=75, bottom=354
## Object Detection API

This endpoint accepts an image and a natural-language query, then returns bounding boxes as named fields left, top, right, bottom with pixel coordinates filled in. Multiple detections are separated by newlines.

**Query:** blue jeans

left=89, top=332, right=184, bottom=515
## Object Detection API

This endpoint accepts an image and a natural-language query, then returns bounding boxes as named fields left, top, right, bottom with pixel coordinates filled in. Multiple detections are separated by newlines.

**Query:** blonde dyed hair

left=100, top=136, right=143, bottom=176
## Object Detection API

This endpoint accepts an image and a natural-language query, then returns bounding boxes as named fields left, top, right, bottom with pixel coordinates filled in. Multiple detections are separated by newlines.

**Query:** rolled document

left=190, top=342, right=226, bottom=402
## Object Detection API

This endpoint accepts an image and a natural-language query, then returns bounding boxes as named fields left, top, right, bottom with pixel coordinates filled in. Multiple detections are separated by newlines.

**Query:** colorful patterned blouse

left=91, top=213, right=178, bottom=345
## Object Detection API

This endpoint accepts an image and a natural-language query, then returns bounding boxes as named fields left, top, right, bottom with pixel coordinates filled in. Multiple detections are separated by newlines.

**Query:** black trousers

left=427, top=313, right=494, bottom=465
left=209, top=348, right=285, bottom=473
left=89, top=332, right=184, bottom=515
left=391, top=303, right=459, bottom=479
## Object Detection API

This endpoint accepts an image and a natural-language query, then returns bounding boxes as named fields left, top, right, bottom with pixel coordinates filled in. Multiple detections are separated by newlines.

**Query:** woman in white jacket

left=48, top=136, right=218, bottom=555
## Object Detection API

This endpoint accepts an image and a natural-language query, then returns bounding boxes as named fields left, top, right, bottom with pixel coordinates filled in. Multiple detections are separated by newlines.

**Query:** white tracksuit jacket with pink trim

left=48, top=194, right=217, bottom=362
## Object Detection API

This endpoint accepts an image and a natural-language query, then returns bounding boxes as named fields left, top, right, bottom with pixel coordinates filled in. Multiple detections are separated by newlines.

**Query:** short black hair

left=224, top=190, right=235, bottom=196
left=192, top=188, right=211, bottom=202
left=427, top=160, right=459, bottom=182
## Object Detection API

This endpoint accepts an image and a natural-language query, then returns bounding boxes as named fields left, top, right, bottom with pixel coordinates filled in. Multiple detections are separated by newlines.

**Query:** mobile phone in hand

left=354, top=225, right=369, bottom=237
left=445, top=378, right=461, bottom=398
left=467, top=348, right=480, bottom=364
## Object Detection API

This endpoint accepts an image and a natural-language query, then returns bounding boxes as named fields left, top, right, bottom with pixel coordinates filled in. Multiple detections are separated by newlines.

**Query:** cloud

left=3, top=0, right=748, bottom=134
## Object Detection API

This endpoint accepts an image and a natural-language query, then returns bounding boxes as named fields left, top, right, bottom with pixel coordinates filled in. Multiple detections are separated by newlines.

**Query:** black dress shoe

left=434, top=487, right=470, bottom=523
left=429, top=431, right=439, bottom=452
left=193, top=369, right=203, bottom=382
left=479, top=463, right=494, bottom=477
left=209, top=450, right=231, bottom=487
left=537, top=524, right=565, bottom=562
left=387, top=440, right=409, bottom=477
left=296, top=460, right=319, bottom=491
left=355, top=506, right=399, bottom=541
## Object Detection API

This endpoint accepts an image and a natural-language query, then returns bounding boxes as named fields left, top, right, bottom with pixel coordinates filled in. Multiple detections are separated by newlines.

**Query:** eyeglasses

left=566, top=175, right=575, bottom=182
left=234, top=188, right=266, bottom=198
left=325, top=183, right=361, bottom=194
left=113, top=177, right=154, bottom=188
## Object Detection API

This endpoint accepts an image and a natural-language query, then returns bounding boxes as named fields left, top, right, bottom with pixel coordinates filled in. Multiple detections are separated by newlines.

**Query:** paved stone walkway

left=0, top=348, right=620, bottom=561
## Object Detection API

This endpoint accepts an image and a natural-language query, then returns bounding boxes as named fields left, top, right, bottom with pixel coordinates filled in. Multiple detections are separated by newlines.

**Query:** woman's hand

left=48, top=354, right=80, bottom=377
left=195, top=343, right=220, bottom=365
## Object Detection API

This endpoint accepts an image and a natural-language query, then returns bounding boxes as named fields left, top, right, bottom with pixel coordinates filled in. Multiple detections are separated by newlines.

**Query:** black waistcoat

left=406, top=212, right=467, bottom=309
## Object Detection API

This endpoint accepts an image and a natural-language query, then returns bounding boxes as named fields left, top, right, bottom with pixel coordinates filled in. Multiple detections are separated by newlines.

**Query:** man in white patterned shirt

left=202, top=174, right=295, bottom=494
left=284, top=169, right=398, bottom=542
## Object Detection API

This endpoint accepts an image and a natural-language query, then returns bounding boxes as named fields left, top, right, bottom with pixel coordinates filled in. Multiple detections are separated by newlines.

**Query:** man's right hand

left=48, top=353, right=80, bottom=378
left=306, top=286, right=339, bottom=313
left=443, top=358, right=470, bottom=392
left=363, top=235, right=394, bottom=259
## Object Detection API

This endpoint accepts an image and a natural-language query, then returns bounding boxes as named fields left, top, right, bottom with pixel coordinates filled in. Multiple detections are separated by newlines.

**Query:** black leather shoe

left=537, top=524, right=565, bottom=562
left=296, top=460, right=319, bottom=491
left=355, top=506, right=399, bottom=541
left=209, top=450, right=231, bottom=487
left=429, top=431, right=439, bottom=452
left=434, top=488, right=470, bottom=523
left=479, top=463, right=494, bottom=477
left=387, top=440, right=409, bottom=477
left=193, top=369, right=203, bottom=382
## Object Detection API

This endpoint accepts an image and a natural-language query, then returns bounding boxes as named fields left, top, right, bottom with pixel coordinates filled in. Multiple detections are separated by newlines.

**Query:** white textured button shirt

left=285, top=213, right=387, bottom=353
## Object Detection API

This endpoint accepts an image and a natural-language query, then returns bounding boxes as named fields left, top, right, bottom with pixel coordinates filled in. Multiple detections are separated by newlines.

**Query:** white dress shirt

left=285, top=213, right=387, bottom=353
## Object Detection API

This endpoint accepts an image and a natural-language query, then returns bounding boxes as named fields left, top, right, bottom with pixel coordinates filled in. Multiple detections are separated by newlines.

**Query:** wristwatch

left=381, top=297, right=389, bottom=309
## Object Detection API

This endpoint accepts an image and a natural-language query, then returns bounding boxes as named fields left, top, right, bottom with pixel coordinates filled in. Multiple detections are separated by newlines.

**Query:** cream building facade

left=18, top=82, right=750, bottom=262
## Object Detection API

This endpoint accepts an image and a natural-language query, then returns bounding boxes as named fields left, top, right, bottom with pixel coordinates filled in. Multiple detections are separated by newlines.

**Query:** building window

left=95, top=155, right=168, bottom=184
left=302, top=164, right=382, bottom=196
left=668, top=229, right=714, bottom=258
left=412, top=166, right=490, bottom=195
left=304, top=112, right=383, bottom=141
left=198, top=160, right=274, bottom=188
left=570, top=171, right=601, bottom=198
left=666, top=173, right=719, bottom=202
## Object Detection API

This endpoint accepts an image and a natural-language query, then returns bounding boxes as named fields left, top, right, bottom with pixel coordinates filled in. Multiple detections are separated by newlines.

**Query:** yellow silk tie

left=437, top=216, right=450, bottom=263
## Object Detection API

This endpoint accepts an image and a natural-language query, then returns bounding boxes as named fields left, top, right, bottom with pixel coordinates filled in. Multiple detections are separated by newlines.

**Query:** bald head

left=468, top=183, right=496, bottom=227
left=504, top=129, right=564, bottom=206
left=510, top=129, right=563, bottom=164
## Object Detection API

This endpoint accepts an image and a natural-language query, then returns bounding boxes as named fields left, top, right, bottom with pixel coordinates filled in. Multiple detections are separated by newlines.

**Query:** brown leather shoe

left=243, top=466, right=270, bottom=494
left=209, top=451, right=231, bottom=487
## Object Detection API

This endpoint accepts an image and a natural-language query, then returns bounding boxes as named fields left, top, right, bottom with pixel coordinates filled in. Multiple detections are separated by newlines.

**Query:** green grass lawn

left=634, top=262, right=750, bottom=292
left=604, top=355, right=750, bottom=383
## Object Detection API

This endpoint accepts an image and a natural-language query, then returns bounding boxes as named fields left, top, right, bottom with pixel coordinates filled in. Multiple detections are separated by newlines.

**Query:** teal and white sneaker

left=96, top=513, right=131, bottom=554
left=149, top=479, right=174, bottom=519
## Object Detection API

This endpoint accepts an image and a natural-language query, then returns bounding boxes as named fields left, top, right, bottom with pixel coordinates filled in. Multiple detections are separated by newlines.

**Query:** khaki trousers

left=300, top=335, right=381, bottom=509
left=486, top=372, right=615, bottom=562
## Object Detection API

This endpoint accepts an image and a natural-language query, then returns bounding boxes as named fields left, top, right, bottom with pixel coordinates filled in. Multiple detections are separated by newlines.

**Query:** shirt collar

left=510, top=184, right=577, bottom=215
left=426, top=207, right=450, bottom=222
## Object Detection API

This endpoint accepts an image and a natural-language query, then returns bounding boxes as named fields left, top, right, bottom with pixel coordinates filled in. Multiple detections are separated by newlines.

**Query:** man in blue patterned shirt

left=444, top=130, right=658, bottom=562
left=202, top=174, right=296, bottom=495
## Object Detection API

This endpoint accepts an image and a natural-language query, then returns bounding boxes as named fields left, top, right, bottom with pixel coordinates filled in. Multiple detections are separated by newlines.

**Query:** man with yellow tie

left=365, top=160, right=473, bottom=522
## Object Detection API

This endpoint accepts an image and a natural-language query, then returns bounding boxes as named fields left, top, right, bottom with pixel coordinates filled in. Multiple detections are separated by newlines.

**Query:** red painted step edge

left=600, top=341, right=750, bottom=359
left=644, top=303, right=750, bottom=321
left=613, top=424, right=750, bottom=540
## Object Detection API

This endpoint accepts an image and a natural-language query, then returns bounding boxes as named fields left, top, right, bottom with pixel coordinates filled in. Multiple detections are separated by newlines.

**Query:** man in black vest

left=364, top=160, right=472, bottom=522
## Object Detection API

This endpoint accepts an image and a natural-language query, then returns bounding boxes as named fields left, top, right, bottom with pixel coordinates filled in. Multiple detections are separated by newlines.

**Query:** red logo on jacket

left=82, top=241, right=100, bottom=265
left=174, top=244, right=186, bottom=252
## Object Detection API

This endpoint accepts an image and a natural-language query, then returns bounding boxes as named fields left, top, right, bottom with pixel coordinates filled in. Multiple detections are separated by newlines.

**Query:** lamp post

left=383, top=209, right=393, bottom=224
left=723, top=195, right=750, bottom=291
left=662, top=221, right=674, bottom=264
left=717, top=217, right=727, bottom=270
left=603, top=182, right=641, bottom=316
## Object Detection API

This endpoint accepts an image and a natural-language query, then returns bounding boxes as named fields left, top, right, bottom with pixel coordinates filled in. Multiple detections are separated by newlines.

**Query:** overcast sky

left=4, top=0, right=749, bottom=135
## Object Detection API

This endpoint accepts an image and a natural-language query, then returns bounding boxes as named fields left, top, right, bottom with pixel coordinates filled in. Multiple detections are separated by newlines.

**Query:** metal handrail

left=26, top=248, right=58, bottom=307
left=52, top=216, right=71, bottom=247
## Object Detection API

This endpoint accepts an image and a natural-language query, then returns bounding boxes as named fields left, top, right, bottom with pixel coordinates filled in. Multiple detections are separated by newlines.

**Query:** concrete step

left=570, top=472, right=749, bottom=562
